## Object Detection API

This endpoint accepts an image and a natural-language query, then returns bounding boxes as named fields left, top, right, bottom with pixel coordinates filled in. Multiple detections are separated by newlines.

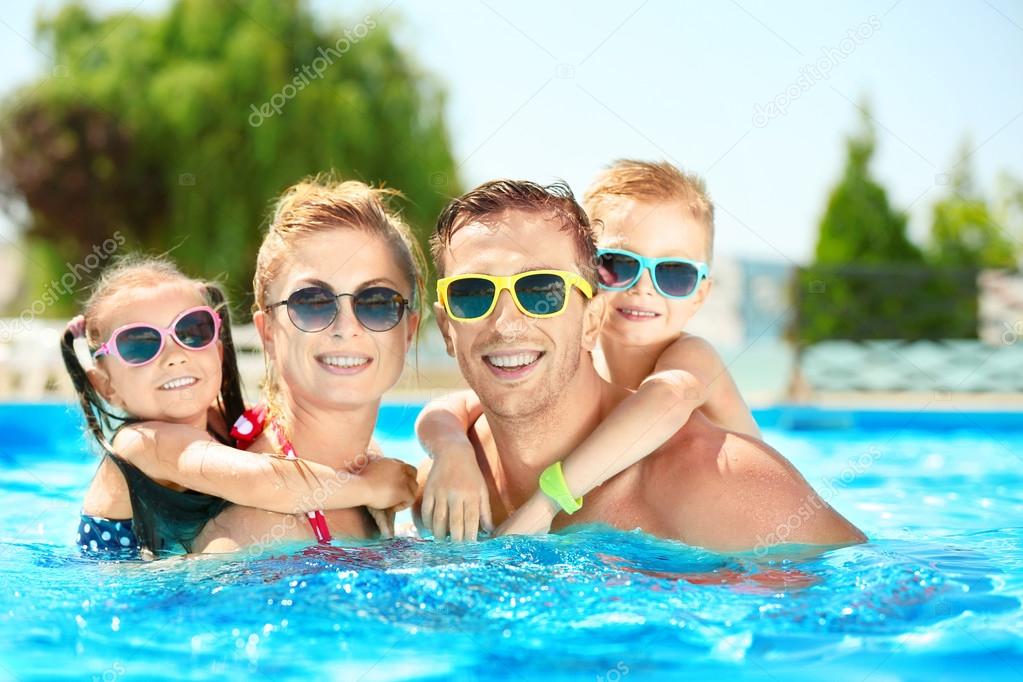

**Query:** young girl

left=64, top=256, right=416, bottom=557
left=417, top=160, right=760, bottom=539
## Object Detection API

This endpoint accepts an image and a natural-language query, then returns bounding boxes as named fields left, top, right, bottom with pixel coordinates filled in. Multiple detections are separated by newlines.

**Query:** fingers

left=431, top=498, right=449, bottom=541
left=368, top=507, right=393, bottom=539
left=479, top=488, right=494, bottom=533
left=449, top=500, right=465, bottom=542
left=464, top=501, right=480, bottom=542
left=420, top=491, right=435, bottom=532
left=404, top=465, right=419, bottom=500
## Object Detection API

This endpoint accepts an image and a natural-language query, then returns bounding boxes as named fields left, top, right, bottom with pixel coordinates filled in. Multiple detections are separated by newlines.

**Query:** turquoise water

left=0, top=403, right=1021, bottom=680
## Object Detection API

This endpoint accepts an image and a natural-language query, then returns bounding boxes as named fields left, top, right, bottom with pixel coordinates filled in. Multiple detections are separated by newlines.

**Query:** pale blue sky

left=2, top=0, right=1021, bottom=264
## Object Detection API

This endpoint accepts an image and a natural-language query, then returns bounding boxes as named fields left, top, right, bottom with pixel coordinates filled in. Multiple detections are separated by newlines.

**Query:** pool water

left=1, top=403, right=1021, bottom=680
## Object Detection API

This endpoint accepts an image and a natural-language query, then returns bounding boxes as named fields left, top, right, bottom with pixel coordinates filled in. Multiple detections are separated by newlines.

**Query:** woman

left=194, top=176, right=425, bottom=552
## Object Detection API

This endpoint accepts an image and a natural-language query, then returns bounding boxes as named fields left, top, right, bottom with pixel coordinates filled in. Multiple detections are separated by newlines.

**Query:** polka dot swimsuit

left=77, top=515, right=139, bottom=556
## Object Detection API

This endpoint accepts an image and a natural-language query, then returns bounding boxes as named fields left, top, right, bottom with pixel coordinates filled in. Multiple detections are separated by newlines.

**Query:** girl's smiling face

left=596, top=198, right=713, bottom=347
left=255, top=228, right=419, bottom=413
left=89, top=282, right=224, bottom=426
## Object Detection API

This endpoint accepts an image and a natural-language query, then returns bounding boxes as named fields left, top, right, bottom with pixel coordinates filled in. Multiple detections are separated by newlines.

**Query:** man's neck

left=484, top=359, right=625, bottom=502
left=278, top=394, right=379, bottom=469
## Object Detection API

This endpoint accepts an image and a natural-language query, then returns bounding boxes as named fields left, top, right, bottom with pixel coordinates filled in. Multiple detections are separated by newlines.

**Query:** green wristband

left=538, top=461, right=583, bottom=514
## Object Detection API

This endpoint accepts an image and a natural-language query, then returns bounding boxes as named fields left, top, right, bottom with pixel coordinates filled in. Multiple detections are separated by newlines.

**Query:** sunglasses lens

left=287, top=287, right=338, bottom=332
left=354, top=287, right=406, bottom=332
left=114, top=327, right=162, bottom=365
left=655, top=261, right=701, bottom=297
left=597, top=252, right=641, bottom=288
left=515, top=273, right=566, bottom=316
left=174, top=309, right=218, bottom=349
left=447, top=278, right=497, bottom=319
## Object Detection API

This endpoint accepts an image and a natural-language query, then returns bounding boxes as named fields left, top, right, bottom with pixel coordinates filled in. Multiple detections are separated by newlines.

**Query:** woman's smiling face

left=257, top=228, right=419, bottom=412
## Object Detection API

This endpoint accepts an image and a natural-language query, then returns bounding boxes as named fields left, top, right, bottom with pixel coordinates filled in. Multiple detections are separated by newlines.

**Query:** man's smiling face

left=435, top=209, right=603, bottom=421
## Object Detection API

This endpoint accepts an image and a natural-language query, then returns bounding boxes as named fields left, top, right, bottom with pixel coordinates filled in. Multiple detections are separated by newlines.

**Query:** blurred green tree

left=930, top=141, right=1017, bottom=269
left=813, top=106, right=920, bottom=266
left=0, top=0, right=459, bottom=316
left=795, top=105, right=976, bottom=343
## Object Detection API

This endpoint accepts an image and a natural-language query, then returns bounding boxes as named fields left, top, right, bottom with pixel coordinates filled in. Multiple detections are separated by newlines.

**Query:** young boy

left=416, top=160, right=760, bottom=541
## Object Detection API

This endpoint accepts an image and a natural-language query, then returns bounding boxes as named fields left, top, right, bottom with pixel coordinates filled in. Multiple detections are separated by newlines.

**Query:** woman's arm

left=113, top=423, right=417, bottom=514
left=414, top=390, right=493, bottom=541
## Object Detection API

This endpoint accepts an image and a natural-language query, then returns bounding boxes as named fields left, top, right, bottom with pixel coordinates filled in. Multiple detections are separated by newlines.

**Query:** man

left=417, top=179, right=864, bottom=552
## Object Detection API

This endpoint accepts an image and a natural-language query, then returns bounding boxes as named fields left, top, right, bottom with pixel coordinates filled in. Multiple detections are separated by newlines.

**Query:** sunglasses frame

left=596, top=248, right=710, bottom=300
left=266, top=285, right=410, bottom=333
left=92, top=305, right=222, bottom=366
left=436, top=269, right=594, bottom=323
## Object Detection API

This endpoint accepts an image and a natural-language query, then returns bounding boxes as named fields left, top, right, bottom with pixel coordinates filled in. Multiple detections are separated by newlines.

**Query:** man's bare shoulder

left=639, top=416, right=865, bottom=550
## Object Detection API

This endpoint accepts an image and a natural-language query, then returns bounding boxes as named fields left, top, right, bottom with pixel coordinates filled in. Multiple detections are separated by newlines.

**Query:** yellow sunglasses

left=437, top=270, right=594, bottom=322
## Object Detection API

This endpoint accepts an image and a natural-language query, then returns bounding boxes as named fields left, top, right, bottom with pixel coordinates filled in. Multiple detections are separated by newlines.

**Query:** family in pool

left=62, top=160, right=865, bottom=558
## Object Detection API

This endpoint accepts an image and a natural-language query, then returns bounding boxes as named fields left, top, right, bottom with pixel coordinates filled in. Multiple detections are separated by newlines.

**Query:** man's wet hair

left=431, top=179, right=598, bottom=286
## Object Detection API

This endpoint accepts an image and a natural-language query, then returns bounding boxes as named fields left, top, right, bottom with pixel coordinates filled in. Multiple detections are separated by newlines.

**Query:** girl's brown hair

left=253, top=175, right=427, bottom=425
left=60, top=255, right=245, bottom=455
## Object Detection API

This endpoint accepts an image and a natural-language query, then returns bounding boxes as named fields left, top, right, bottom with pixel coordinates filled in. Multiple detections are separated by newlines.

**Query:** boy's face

left=596, top=198, right=712, bottom=348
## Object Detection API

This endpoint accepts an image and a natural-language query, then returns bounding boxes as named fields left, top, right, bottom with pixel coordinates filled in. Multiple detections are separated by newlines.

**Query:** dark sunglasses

left=92, top=306, right=221, bottom=366
left=267, top=285, right=410, bottom=333
left=596, top=249, right=709, bottom=299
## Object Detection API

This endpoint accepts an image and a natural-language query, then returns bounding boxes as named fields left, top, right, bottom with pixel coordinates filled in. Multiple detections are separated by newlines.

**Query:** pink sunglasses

left=92, top=306, right=221, bottom=367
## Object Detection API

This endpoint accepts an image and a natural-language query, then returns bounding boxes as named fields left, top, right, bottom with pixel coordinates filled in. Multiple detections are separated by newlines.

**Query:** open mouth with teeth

left=159, top=376, right=198, bottom=391
left=316, top=354, right=373, bottom=374
left=616, top=307, right=661, bottom=322
left=483, top=350, right=544, bottom=380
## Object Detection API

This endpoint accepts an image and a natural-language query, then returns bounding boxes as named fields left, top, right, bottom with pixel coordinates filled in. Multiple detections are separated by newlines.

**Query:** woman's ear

left=581, top=295, right=607, bottom=352
left=433, top=302, right=455, bottom=357
left=253, top=310, right=273, bottom=356
left=405, top=311, right=421, bottom=349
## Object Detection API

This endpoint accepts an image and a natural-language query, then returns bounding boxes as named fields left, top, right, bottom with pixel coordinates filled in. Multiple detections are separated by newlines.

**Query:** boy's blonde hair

left=583, top=159, right=715, bottom=263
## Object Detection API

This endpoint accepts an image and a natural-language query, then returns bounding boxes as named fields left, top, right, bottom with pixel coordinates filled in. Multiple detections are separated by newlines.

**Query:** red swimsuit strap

left=231, top=406, right=332, bottom=544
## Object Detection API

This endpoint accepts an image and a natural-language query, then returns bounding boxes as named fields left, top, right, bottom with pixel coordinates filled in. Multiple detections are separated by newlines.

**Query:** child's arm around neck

left=111, top=421, right=413, bottom=514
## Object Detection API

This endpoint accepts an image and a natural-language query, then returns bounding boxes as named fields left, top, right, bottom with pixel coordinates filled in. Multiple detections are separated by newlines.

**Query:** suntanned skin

left=418, top=206, right=865, bottom=552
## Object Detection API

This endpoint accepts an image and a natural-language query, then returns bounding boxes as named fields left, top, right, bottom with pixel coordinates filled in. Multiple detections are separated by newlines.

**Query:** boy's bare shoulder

left=655, top=333, right=725, bottom=372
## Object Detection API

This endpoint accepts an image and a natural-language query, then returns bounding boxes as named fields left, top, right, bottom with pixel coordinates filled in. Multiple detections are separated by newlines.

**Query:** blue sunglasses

left=596, top=248, right=709, bottom=300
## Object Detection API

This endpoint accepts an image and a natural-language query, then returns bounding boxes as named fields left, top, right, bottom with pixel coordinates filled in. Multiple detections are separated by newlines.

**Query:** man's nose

left=491, top=288, right=522, bottom=325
